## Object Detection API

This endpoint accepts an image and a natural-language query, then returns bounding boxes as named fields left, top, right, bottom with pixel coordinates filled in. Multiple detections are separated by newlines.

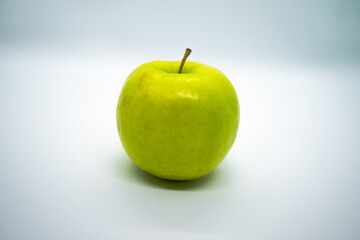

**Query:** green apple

left=116, top=49, right=239, bottom=180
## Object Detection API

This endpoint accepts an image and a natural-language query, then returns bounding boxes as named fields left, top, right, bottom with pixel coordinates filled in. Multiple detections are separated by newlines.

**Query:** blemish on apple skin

left=122, top=96, right=128, bottom=107
left=145, top=122, right=154, bottom=133
left=138, top=79, right=144, bottom=88
left=138, top=73, right=147, bottom=88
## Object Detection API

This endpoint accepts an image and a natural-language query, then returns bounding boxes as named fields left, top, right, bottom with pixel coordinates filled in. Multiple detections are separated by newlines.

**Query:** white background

left=1, top=0, right=360, bottom=239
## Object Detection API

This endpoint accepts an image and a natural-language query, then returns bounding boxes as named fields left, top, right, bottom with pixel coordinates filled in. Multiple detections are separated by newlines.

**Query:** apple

left=116, top=49, right=240, bottom=180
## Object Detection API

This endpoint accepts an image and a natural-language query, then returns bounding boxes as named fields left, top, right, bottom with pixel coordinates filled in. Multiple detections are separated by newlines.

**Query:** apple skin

left=116, top=61, right=239, bottom=180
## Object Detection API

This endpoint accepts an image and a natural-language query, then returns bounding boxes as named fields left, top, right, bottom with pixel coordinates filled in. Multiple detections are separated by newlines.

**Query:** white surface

left=1, top=46, right=360, bottom=240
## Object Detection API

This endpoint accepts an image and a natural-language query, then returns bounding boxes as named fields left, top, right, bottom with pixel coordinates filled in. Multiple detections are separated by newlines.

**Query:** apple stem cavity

left=178, top=48, right=192, bottom=74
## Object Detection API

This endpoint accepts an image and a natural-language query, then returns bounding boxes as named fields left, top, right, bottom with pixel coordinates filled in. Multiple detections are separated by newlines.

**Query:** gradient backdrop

left=1, top=0, right=360, bottom=239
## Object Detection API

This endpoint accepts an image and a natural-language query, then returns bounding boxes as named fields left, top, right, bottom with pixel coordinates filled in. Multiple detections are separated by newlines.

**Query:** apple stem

left=178, top=48, right=192, bottom=74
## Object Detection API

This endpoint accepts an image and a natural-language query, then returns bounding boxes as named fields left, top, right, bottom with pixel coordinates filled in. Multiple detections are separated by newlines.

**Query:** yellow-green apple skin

left=116, top=61, right=239, bottom=180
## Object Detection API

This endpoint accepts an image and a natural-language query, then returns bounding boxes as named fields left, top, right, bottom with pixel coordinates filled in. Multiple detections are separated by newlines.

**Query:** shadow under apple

left=112, top=152, right=231, bottom=191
